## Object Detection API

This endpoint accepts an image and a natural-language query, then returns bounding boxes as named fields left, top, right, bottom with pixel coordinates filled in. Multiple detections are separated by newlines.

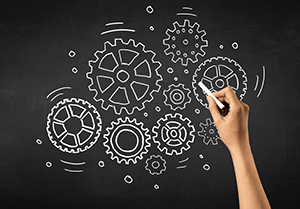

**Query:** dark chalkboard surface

left=1, top=0, right=300, bottom=208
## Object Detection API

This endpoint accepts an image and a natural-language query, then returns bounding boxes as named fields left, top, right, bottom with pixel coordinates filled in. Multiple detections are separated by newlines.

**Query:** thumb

left=207, top=96, right=223, bottom=123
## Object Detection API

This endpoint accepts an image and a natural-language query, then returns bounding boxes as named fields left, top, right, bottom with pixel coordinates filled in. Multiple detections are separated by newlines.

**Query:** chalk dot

left=190, top=51, right=195, bottom=55
left=167, top=67, right=174, bottom=74
left=36, top=139, right=42, bottom=145
left=124, top=174, right=133, bottom=184
left=149, top=26, right=154, bottom=31
left=195, top=43, right=199, bottom=48
left=68, top=50, right=76, bottom=57
left=203, top=164, right=210, bottom=171
left=184, top=69, right=189, bottom=74
left=176, top=30, right=180, bottom=34
left=154, top=184, right=160, bottom=190
left=219, top=45, right=224, bottom=49
left=199, top=154, right=204, bottom=159
left=46, top=161, right=52, bottom=168
left=155, top=106, right=161, bottom=112
left=98, top=160, right=105, bottom=168
left=232, top=42, right=239, bottom=49
left=144, top=112, right=148, bottom=117
left=171, top=36, right=176, bottom=41
left=195, top=35, right=199, bottom=40
left=171, top=44, right=176, bottom=49
left=188, top=29, right=193, bottom=34
left=176, top=50, right=181, bottom=55
left=72, top=67, right=78, bottom=74
left=195, top=108, right=200, bottom=114
left=146, top=5, right=154, bottom=14
left=174, top=77, right=178, bottom=81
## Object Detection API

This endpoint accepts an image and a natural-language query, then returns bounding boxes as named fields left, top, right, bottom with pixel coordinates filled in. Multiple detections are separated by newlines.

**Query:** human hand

left=206, top=86, right=250, bottom=153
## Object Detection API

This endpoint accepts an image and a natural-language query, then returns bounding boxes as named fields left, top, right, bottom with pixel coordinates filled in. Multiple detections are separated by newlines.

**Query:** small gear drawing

left=192, top=56, right=247, bottom=109
left=145, top=155, right=167, bottom=175
left=163, top=83, right=191, bottom=111
left=198, top=118, right=220, bottom=145
left=87, top=38, right=163, bottom=115
left=103, top=117, right=151, bottom=164
left=152, top=113, right=195, bottom=156
left=46, top=98, right=102, bottom=154
left=163, top=19, right=208, bottom=66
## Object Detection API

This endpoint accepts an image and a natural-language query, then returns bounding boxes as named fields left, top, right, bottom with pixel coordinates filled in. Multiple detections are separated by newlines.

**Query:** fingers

left=207, top=96, right=223, bottom=124
left=212, top=86, right=240, bottom=106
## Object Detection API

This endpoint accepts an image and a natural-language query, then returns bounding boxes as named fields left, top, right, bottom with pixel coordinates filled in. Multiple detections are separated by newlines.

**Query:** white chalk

left=198, top=81, right=225, bottom=109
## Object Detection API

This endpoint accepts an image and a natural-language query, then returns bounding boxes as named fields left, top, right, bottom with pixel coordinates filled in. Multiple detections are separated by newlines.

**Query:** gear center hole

left=116, top=131, right=138, bottom=152
left=170, top=129, right=178, bottom=138
left=151, top=161, right=160, bottom=169
left=117, top=70, right=130, bottom=83
left=215, top=79, right=225, bottom=88
left=65, top=117, right=82, bottom=134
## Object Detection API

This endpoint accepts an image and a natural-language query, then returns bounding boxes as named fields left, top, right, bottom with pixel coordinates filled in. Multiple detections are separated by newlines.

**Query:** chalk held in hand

left=198, top=81, right=225, bottom=110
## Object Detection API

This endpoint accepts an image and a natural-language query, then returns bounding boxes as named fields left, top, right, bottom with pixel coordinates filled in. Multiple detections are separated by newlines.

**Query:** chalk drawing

left=198, top=118, right=220, bottom=145
left=146, top=5, right=154, bottom=14
left=60, top=159, right=86, bottom=166
left=98, top=160, right=105, bottom=168
left=219, top=44, right=224, bottom=49
left=163, top=19, right=208, bottom=66
left=195, top=108, right=200, bottom=114
left=144, top=112, right=148, bottom=117
left=64, top=169, right=83, bottom=173
left=203, top=164, right=210, bottom=171
left=176, top=157, right=189, bottom=169
left=174, top=77, right=178, bottom=81
left=149, top=26, right=155, bottom=31
left=72, top=67, right=78, bottom=74
left=145, top=155, right=167, bottom=175
left=176, top=13, right=197, bottom=17
left=155, top=106, right=161, bottom=112
left=101, top=29, right=135, bottom=35
left=254, top=75, right=259, bottom=91
left=87, top=38, right=163, bottom=115
left=124, top=174, right=133, bottom=184
left=152, top=113, right=195, bottom=156
left=256, top=66, right=265, bottom=98
left=46, top=86, right=71, bottom=100
left=103, top=117, right=151, bottom=164
left=182, top=7, right=193, bottom=10
left=163, top=83, right=191, bottom=111
left=46, top=98, right=102, bottom=154
left=154, top=184, right=160, bottom=189
left=36, top=139, right=42, bottom=145
left=46, top=161, right=52, bottom=168
left=192, top=56, right=247, bottom=109
left=199, top=154, right=204, bottom=159
left=68, top=50, right=76, bottom=58
left=184, top=69, right=189, bottom=74
left=232, top=42, right=239, bottom=49
left=167, top=67, right=174, bottom=74
left=105, top=22, right=124, bottom=26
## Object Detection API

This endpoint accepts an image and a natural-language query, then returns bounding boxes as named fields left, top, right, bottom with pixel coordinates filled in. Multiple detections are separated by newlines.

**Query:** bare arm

left=207, top=86, right=271, bottom=209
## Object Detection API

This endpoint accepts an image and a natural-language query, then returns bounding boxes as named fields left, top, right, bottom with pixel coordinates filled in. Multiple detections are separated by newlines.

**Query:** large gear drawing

left=87, top=38, right=163, bottom=115
left=152, top=113, right=195, bottom=156
left=163, top=19, right=208, bottom=66
left=163, top=83, right=191, bottom=111
left=46, top=98, right=102, bottom=154
left=198, top=118, right=220, bottom=145
left=145, top=155, right=167, bottom=175
left=192, top=56, right=247, bottom=109
left=103, top=117, right=151, bottom=164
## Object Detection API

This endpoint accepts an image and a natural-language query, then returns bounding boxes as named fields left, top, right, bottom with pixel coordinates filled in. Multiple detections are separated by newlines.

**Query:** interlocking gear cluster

left=198, top=118, right=220, bottom=145
left=46, top=98, right=102, bottom=153
left=103, top=117, right=151, bottom=164
left=192, top=56, right=247, bottom=109
left=152, top=113, right=195, bottom=156
left=87, top=38, right=162, bottom=115
left=163, top=19, right=208, bottom=66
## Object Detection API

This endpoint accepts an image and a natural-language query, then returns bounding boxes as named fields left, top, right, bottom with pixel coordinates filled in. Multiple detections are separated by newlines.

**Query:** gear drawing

left=86, top=38, right=163, bottom=115
left=192, top=56, right=247, bottom=109
left=198, top=118, right=220, bottom=145
left=145, top=155, right=167, bottom=175
left=152, top=113, right=195, bottom=156
left=163, top=19, right=208, bottom=66
left=103, top=117, right=151, bottom=164
left=46, top=98, right=102, bottom=154
left=163, top=83, right=191, bottom=111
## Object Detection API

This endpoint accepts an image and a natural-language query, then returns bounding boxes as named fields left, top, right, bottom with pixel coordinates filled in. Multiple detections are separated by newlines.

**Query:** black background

left=1, top=0, right=300, bottom=208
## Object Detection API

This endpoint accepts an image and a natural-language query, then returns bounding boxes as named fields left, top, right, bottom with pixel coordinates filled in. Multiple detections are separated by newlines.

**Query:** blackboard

left=1, top=0, right=300, bottom=208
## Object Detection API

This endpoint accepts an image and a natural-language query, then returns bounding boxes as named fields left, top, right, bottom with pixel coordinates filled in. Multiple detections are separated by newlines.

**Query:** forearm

left=230, top=145, right=271, bottom=209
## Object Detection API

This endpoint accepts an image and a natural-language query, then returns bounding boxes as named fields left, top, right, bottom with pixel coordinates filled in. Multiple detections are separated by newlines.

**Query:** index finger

left=212, top=86, right=240, bottom=106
